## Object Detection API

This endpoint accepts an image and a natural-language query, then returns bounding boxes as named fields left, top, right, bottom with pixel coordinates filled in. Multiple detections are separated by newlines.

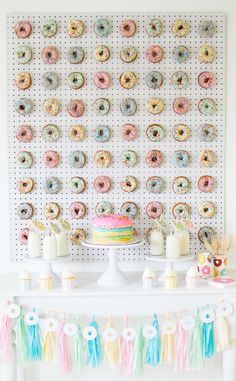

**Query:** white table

left=0, top=271, right=236, bottom=381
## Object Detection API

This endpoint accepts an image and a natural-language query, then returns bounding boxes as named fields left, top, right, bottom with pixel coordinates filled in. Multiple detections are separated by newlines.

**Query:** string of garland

left=0, top=301, right=233, bottom=374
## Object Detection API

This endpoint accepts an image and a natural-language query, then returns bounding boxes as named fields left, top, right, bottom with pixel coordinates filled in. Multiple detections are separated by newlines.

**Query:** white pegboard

left=7, top=12, right=225, bottom=262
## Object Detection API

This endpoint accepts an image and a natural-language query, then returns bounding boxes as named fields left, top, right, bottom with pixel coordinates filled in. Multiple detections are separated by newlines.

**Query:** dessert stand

left=24, top=256, right=72, bottom=284
left=81, top=238, right=145, bottom=287
left=145, top=254, right=194, bottom=282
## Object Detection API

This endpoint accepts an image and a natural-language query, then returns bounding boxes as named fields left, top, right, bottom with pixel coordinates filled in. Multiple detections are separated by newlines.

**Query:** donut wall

left=7, top=13, right=225, bottom=262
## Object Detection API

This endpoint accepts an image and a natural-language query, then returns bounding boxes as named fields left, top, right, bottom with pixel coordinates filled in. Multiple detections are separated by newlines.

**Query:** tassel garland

left=145, top=314, right=161, bottom=367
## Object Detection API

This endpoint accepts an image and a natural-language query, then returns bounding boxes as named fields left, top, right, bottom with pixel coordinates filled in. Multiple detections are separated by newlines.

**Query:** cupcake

left=142, top=267, right=156, bottom=289
left=186, top=266, right=199, bottom=288
left=18, top=270, right=32, bottom=291
left=164, top=267, right=177, bottom=289
left=39, top=270, right=53, bottom=291
left=61, top=269, right=76, bottom=291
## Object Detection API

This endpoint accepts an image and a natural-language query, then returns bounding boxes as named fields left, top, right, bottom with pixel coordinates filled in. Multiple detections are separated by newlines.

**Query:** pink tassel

left=174, top=320, right=189, bottom=372
left=120, top=318, right=134, bottom=376
left=0, top=312, right=13, bottom=363
left=58, top=324, right=72, bottom=374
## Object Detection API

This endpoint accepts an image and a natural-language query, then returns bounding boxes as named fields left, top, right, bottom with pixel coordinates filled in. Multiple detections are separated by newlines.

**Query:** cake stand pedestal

left=145, top=254, right=194, bottom=282
left=81, top=238, right=145, bottom=287
left=24, top=256, right=72, bottom=284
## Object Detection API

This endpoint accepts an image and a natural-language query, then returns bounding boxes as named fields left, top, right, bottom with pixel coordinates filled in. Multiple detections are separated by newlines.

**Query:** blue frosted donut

left=173, top=46, right=190, bottom=63
left=17, top=202, right=33, bottom=220
left=44, top=177, right=61, bottom=194
left=93, top=98, right=110, bottom=115
left=92, top=125, right=111, bottom=142
left=146, top=176, right=164, bottom=194
left=121, top=150, right=137, bottom=167
left=198, top=21, right=216, bottom=38
left=120, top=98, right=137, bottom=116
left=94, top=18, right=112, bottom=37
left=146, top=124, right=165, bottom=142
left=15, top=98, right=33, bottom=115
left=67, top=47, right=85, bottom=64
left=68, top=150, right=86, bottom=168
left=198, top=98, right=216, bottom=116
left=42, top=72, right=59, bottom=89
left=70, top=177, right=86, bottom=194
left=16, top=46, right=32, bottom=64
left=174, top=150, right=190, bottom=168
left=17, top=151, right=33, bottom=169
left=199, top=124, right=216, bottom=142
left=145, top=71, right=163, bottom=89
left=120, top=202, right=138, bottom=219
left=95, top=201, right=113, bottom=216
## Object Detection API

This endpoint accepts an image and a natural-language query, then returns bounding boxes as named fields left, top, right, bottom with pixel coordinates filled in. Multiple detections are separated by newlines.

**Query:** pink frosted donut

left=69, top=202, right=86, bottom=219
left=198, top=71, right=215, bottom=89
left=15, top=21, right=32, bottom=38
left=146, top=202, right=163, bottom=219
left=146, top=45, right=163, bottom=63
left=43, top=150, right=60, bottom=168
left=120, top=124, right=137, bottom=141
left=41, top=46, right=59, bottom=64
left=173, top=97, right=190, bottom=115
left=16, top=125, right=33, bottom=143
left=198, top=175, right=214, bottom=193
left=18, top=228, right=29, bottom=245
left=67, top=100, right=85, bottom=117
left=120, top=19, right=136, bottom=37
left=145, top=150, right=163, bottom=167
left=94, top=71, right=111, bottom=89
left=94, top=176, right=111, bottom=193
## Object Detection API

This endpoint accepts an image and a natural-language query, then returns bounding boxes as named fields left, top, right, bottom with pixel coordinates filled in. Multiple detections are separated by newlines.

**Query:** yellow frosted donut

left=199, top=45, right=216, bottom=63
left=172, top=19, right=190, bottom=37
left=68, top=125, right=86, bottom=142
left=94, top=150, right=111, bottom=168
left=44, top=202, right=60, bottom=220
left=17, top=177, right=34, bottom=194
left=67, top=19, right=84, bottom=37
left=119, top=71, right=137, bottom=89
left=146, top=98, right=165, bottom=114
left=172, top=124, right=190, bottom=142
left=94, top=45, right=110, bottom=62
left=43, top=98, right=60, bottom=116
left=70, top=229, right=86, bottom=245
left=199, top=150, right=215, bottom=167
left=198, top=201, right=216, bottom=219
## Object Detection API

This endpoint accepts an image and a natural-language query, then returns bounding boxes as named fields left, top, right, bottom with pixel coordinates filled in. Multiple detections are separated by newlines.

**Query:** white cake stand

left=24, top=256, right=72, bottom=283
left=81, top=238, right=145, bottom=287
left=145, top=254, right=194, bottom=282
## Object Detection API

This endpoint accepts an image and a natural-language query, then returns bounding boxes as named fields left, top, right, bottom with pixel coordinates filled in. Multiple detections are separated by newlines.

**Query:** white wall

left=0, top=0, right=236, bottom=380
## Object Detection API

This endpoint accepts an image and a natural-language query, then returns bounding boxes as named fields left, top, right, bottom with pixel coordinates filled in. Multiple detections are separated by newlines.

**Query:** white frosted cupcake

left=142, top=267, right=156, bottom=289
left=186, top=266, right=199, bottom=288
left=19, top=270, right=32, bottom=291
left=61, top=269, right=76, bottom=291
left=164, top=267, right=177, bottom=289
left=39, top=270, right=53, bottom=291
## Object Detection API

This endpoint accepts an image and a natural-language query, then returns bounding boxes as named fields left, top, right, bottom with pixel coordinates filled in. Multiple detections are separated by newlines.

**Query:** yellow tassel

left=161, top=318, right=175, bottom=365
left=42, top=331, right=56, bottom=362
left=215, top=314, right=230, bottom=352
left=103, top=318, right=120, bottom=368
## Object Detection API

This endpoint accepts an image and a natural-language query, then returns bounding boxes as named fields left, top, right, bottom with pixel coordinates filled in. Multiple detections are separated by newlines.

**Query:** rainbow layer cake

left=92, top=214, right=134, bottom=244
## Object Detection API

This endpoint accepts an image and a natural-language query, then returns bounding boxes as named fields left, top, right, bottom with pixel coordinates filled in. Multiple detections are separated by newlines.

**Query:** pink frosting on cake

left=93, top=214, right=133, bottom=228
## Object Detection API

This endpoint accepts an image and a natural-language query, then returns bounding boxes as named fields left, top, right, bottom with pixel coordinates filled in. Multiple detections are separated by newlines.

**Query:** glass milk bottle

left=166, top=227, right=182, bottom=259
left=178, top=229, right=190, bottom=256
left=28, top=229, right=42, bottom=258
left=149, top=225, right=164, bottom=256
left=43, top=230, right=57, bottom=261
left=55, top=229, right=68, bottom=257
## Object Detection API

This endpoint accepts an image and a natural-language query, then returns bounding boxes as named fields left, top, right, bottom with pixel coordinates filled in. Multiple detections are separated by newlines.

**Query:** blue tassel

left=86, top=317, right=102, bottom=368
left=202, top=321, right=215, bottom=359
left=27, top=310, right=42, bottom=361
left=145, top=314, right=161, bottom=366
